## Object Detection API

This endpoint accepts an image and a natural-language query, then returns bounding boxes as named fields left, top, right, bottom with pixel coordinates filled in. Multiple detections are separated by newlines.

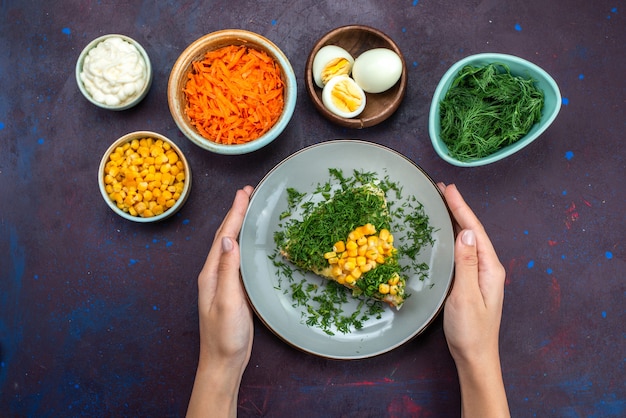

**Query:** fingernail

left=222, top=236, right=234, bottom=252
left=461, top=229, right=476, bottom=246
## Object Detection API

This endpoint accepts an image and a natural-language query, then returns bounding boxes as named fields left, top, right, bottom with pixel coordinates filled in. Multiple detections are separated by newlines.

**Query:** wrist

left=187, top=359, right=243, bottom=418
left=454, top=350, right=510, bottom=418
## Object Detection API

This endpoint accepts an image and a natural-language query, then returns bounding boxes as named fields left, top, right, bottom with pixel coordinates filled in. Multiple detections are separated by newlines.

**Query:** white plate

left=240, top=140, right=455, bottom=359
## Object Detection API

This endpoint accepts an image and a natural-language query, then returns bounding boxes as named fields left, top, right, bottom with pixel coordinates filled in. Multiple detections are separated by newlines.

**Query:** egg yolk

left=330, top=77, right=363, bottom=113
left=321, top=57, right=352, bottom=85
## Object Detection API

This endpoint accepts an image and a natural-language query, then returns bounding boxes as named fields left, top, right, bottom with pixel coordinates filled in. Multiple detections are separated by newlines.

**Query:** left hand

left=187, top=185, right=254, bottom=418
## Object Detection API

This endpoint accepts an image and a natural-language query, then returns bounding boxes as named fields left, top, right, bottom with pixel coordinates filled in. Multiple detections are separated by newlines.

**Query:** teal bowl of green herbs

left=429, top=53, right=561, bottom=167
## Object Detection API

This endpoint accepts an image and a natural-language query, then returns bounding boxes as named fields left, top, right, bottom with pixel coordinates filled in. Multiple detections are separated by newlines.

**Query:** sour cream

left=80, top=36, right=148, bottom=107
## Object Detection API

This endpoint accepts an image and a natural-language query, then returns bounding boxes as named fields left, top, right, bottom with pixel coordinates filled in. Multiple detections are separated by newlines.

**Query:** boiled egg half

left=321, top=75, right=366, bottom=118
left=312, top=45, right=354, bottom=88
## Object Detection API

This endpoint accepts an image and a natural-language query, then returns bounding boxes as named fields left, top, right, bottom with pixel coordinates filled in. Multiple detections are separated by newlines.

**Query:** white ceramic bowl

left=429, top=53, right=561, bottom=167
left=167, top=29, right=297, bottom=155
left=98, top=131, right=192, bottom=222
left=76, top=34, right=153, bottom=110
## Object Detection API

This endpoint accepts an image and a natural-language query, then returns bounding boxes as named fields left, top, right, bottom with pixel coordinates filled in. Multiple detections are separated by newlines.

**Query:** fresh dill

left=440, top=63, right=544, bottom=161
left=272, top=168, right=434, bottom=335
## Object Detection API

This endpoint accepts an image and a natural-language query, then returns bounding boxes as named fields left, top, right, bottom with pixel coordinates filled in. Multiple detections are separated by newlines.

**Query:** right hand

left=439, top=183, right=510, bottom=417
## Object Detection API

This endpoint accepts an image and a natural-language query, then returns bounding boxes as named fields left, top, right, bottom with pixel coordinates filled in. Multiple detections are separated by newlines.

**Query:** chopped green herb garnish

left=271, top=169, right=435, bottom=335
left=440, top=63, right=544, bottom=161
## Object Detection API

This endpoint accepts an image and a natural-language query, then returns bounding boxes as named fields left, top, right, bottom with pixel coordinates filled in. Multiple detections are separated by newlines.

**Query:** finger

left=198, top=187, right=252, bottom=307
left=443, top=184, right=484, bottom=233
left=205, top=187, right=252, bottom=269
left=212, top=187, right=253, bottom=245
left=443, top=184, right=500, bottom=264
left=444, top=184, right=505, bottom=305
left=450, top=229, right=482, bottom=301
left=214, top=236, right=247, bottom=304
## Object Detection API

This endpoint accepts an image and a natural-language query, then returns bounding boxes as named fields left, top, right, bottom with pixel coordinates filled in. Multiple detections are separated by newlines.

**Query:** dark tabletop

left=1, top=1, right=624, bottom=417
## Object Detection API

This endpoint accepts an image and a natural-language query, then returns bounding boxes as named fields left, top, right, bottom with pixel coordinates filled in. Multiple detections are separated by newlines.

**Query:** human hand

left=187, top=185, right=254, bottom=418
left=439, top=183, right=509, bottom=417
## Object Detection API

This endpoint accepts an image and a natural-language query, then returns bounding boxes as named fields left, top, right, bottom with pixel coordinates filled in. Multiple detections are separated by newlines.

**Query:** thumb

left=451, top=229, right=480, bottom=297
left=216, top=236, right=244, bottom=297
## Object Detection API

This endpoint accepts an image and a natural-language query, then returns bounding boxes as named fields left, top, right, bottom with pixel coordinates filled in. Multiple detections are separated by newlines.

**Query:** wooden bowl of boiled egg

left=305, top=25, right=407, bottom=129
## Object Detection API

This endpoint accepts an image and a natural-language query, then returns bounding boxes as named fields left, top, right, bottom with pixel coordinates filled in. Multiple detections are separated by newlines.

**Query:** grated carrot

left=183, top=45, right=285, bottom=145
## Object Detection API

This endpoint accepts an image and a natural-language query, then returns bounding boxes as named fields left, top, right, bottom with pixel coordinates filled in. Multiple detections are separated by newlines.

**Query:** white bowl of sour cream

left=76, top=34, right=153, bottom=110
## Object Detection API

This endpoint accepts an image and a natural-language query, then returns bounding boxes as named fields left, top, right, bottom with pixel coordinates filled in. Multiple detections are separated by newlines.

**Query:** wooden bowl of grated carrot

left=168, top=30, right=297, bottom=155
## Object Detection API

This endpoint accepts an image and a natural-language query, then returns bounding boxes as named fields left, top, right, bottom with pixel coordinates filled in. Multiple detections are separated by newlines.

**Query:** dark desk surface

left=1, top=1, right=624, bottom=416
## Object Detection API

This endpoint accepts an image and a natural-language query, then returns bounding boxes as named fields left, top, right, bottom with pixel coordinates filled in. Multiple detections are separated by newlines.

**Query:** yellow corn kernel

left=365, top=249, right=378, bottom=260
left=135, top=201, right=147, bottom=214
left=356, top=256, right=367, bottom=267
left=336, top=274, right=346, bottom=285
left=345, top=274, right=356, bottom=285
left=388, top=274, right=400, bottom=286
left=357, top=245, right=367, bottom=256
left=379, top=229, right=390, bottom=242
left=328, top=257, right=339, bottom=265
left=166, top=150, right=179, bottom=164
left=348, top=229, right=363, bottom=241
left=343, top=259, right=356, bottom=272
left=324, top=251, right=337, bottom=260
left=389, top=285, right=399, bottom=296
left=376, top=255, right=385, bottom=264
left=360, top=263, right=372, bottom=273
left=362, top=223, right=376, bottom=235
left=347, top=248, right=358, bottom=257
left=357, top=236, right=367, bottom=246
left=333, top=241, right=346, bottom=253
left=346, top=240, right=358, bottom=251
left=367, top=236, right=379, bottom=247
left=350, top=268, right=361, bottom=280
left=331, top=266, right=343, bottom=277
left=378, top=283, right=390, bottom=294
